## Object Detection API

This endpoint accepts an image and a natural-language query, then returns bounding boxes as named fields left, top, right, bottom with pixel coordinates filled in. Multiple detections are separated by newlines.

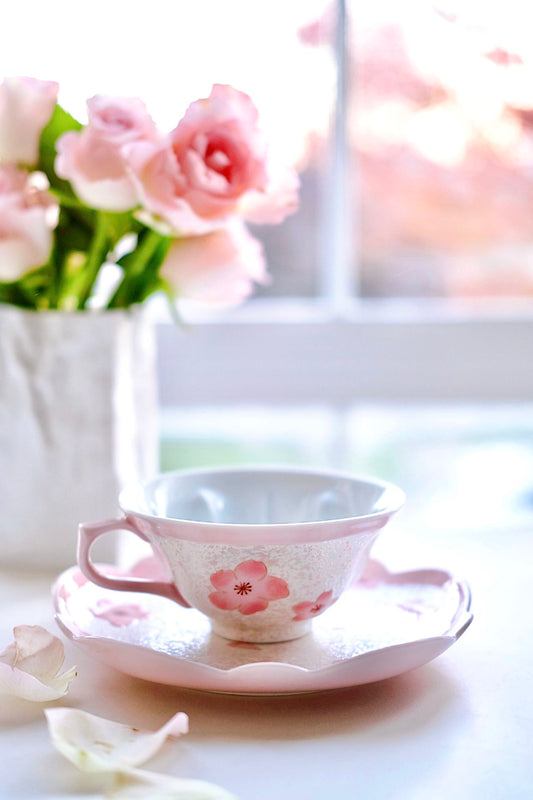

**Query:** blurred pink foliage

left=302, top=7, right=533, bottom=297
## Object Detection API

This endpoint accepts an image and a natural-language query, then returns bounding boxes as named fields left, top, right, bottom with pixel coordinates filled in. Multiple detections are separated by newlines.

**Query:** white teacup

left=77, top=466, right=405, bottom=643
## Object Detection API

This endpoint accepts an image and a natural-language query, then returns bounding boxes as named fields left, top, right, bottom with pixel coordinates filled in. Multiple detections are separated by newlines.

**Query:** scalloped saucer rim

left=53, top=558, right=473, bottom=694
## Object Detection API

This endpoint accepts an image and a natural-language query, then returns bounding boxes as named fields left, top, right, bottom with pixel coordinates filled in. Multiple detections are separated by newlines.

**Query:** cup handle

left=77, top=517, right=190, bottom=607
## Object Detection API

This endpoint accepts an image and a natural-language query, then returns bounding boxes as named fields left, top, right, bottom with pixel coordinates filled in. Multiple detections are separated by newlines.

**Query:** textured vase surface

left=0, top=304, right=158, bottom=571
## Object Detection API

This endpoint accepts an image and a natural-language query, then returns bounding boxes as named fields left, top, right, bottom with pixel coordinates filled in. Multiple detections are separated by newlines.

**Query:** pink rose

left=169, top=84, right=268, bottom=219
left=126, top=84, right=299, bottom=233
left=0, top=76, right=58, bottom=165
left=160, top=220, right=267, bottom=307
left=0, top=165, right=58, bottom=282
left=56, top=95, right=158, bottom=211
left=237, top=159, right=300, bottom=225
left=125, top=141, right=215, bottom=235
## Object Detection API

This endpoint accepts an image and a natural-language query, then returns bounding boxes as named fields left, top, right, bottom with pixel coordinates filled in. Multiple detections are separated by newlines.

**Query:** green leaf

left=46, top=207, right=94, bottom=307
left=108, top=228, right=171, bottom=308
left=37, top=104, right=99, bottom=240
left=76, top=211, right=115, bottom=309
left=0, top=282, right=33, bottom=308
left=106, top=211, right=142, bottom=244
left=37, top=104, right=82, bottom=197
left=0, top=267, right=51, bottom=310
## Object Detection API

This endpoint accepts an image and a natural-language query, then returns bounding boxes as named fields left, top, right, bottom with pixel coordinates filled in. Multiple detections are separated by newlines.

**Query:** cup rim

left=119, top=464, right=406, bottom=537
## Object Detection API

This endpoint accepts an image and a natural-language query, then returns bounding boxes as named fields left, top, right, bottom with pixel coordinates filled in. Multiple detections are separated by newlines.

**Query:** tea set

left=53, top=465, right=473, bottom=694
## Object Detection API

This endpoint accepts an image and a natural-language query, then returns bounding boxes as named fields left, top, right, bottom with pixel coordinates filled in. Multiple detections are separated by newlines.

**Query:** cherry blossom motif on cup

left=90, top=599, right=150, bottom=628
left=209, top=560, right=289, bottom=615
left=292, top=590, right=337, bottom=621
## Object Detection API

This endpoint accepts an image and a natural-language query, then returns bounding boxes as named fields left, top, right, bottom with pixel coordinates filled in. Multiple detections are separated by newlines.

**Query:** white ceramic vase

left=0, top=304, right=158, bottom=572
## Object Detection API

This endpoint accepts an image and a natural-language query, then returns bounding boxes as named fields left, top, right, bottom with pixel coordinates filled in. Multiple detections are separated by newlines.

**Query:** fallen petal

left=0, top=626, right=76, bottom=701
left=107, top=768, right=238, bottom=799
left=45, top=708, right=189, bottom=772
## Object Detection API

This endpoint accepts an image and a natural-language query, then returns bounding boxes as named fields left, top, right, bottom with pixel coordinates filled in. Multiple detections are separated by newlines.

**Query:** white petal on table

left=45, top=708, right=189, bottom=772
left=107, top=768, right=239, bottom=799
left=0, top=625, right=77, bottom=701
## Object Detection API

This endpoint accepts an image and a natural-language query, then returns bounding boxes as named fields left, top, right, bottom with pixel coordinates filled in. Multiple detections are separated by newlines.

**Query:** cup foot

left=211, top=619, right=312, bottom=644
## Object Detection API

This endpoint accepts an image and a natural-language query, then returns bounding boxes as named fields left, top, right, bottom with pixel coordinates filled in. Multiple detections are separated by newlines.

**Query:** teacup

left=77, top=466, right=405, bottom=643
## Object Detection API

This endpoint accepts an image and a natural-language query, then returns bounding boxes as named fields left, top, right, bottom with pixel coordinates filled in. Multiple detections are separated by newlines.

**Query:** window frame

left=156, top=297, right=533, bottom=406
left=155, top=1, right=533, bottom=410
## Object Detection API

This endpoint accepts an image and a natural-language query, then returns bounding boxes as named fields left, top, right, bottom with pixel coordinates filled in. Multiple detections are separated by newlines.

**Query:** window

left=3, top=1, right=533, bottom=532
left=349, top=1, right=533, bottom=301
left=151, top=0, right=533, bottom=536
left=150, top=0, right=533, bottom=412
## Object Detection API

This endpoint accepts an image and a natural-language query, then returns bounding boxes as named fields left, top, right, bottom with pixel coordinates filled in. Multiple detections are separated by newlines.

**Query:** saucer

left=53, top=558, right=472, bottom=695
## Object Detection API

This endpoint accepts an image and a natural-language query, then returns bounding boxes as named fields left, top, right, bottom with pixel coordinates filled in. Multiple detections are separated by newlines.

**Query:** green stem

left=49, top=189, right=85, bottom=210
left=0, top=281, right=39, bottom=310
left=160, top=278, right=187, bottom=328
left=76, top=212, right=112, bottom=309
left=48, top=236, right=65, bottom=310
left=108, top=228, right=168, bottom=308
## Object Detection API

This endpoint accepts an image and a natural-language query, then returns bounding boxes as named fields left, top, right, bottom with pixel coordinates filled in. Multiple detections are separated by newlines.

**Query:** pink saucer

left=53, top=559, right=472, bottom=694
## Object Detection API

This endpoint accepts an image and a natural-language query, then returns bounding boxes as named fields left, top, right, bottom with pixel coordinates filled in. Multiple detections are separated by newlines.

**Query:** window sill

left=155, top=296, right=533, bottom=405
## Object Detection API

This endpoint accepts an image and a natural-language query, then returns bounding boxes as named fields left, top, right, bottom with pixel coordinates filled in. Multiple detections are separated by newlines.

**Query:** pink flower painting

left=292, top=590, right=336, bottom=621
left=209, top=560, right=289, bottom=615
left=90, top=600, right=150, bottom=627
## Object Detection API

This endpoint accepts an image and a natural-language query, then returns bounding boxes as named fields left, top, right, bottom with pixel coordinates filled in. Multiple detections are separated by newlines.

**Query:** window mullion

left=319, top=0, right=357, bottom=313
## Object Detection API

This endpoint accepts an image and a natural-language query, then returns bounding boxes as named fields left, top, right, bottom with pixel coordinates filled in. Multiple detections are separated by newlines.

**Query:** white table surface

left=1, top=519, right=532, bottom=800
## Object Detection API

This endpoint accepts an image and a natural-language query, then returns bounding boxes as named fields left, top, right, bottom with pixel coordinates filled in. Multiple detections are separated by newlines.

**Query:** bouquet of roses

left=0, top=77, right=298, bottom=311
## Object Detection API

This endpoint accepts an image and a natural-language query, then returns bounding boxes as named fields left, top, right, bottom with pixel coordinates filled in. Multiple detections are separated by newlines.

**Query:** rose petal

left=239, top=162, right=300, bottom=225
left=160, top=221, right=267, bottom=307
left=0, top=76, right=58, bottom=165
left=0, top=626, right=76, bottom=701
left=107, top=768, right=238, bottom=799
left=126, top=141, right=215, bottom=236
left=0, top=662, right=77, bottom=702
left=5, top=625, right=65, bottom=680
left=0, top=165, right=57, bottom=281
left=45, top=708, right=188, bottom=772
